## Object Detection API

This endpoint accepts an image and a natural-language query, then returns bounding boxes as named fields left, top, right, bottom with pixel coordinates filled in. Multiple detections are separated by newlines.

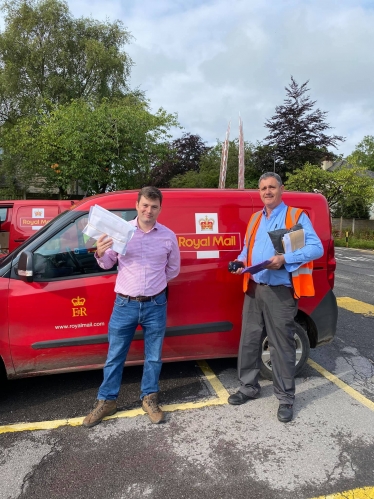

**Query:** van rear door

left=9, top=203, right=63, bottom=252
left=0, top=203, right=12, bottom=256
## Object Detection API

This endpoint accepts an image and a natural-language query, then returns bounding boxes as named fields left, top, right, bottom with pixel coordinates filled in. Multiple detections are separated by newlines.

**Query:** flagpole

left=238, top=115, right=245, bottom=189
left=219, top=121, right=230, bottom=189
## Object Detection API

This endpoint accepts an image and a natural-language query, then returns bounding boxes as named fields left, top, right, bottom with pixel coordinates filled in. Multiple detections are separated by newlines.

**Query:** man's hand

left=231, top=259, right=246, bottom=274
left=264, top=254, right=285, bottom=270
left=96, top=234, right=113, bottom=258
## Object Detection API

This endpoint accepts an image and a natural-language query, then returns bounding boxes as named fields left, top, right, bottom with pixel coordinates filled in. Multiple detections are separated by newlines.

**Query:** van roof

left=0, top=200, right=76, bottom=206
left=72, top=188, right=326, bottom=207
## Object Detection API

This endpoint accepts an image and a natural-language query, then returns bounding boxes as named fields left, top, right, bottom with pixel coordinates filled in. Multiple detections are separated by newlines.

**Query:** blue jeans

left=97, top=291, right=167, bottom=401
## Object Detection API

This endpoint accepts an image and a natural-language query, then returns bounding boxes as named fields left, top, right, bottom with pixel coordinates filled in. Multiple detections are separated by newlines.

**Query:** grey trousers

left=238, top=280, right=298, bottom=405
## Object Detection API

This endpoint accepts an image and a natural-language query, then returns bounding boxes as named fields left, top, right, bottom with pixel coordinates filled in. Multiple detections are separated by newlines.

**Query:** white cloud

left=3, top=0, right=374, bottom=156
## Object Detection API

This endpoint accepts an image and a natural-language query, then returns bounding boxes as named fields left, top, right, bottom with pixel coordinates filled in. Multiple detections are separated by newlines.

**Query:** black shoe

left=277, top=404, right=293, bottom=423
left=228, top=391, right=257, bottom=405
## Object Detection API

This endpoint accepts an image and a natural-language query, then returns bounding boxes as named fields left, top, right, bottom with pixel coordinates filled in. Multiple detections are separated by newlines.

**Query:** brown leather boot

left=142, top=393, right=164, bottom=424
left=83, top=400, right=117, bottom=428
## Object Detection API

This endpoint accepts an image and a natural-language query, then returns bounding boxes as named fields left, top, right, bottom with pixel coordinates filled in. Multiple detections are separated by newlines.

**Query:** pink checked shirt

left=95, top=218, right=180, bottom=297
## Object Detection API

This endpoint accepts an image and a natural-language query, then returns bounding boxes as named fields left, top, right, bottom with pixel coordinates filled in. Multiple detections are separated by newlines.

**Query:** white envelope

left=82, top=204, right=136, bottom=255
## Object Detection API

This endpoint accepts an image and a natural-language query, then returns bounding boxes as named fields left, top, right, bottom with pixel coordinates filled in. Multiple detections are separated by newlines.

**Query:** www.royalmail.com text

left=55, top=322, right=105, bottom=329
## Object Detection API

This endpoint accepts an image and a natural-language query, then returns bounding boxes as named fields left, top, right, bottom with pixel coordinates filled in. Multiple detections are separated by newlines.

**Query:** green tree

left=1, top=98, right=178, bottom=196
left=264, top=77, right=344, bottom=175
left=170, top=140, right=259, bottom=188
left=346, top=135, right=374, bottom=172
left=251, top=142, right=277, bottom=175
left=285, top=163, right=374, bottom=216
left=0, top=0, right=171, bottom=197
left=333, top=198, right=370, bottom=219
left=151, top=134, right=209, bottom=188
left=0, top=0, right=136, bottom=123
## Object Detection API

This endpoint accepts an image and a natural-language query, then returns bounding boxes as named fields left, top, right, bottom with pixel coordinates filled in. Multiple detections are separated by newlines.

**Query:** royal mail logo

left=72, top=296, right=85, bottom=306
left=32, top=208, right=44, bottom=218
left=20, top=217, right=54, bottom=232
left=177, top=233, right=241, bottom=252
left=72, top=296, right=87, bottom=317
left=199, top=215, right=214, bottom=231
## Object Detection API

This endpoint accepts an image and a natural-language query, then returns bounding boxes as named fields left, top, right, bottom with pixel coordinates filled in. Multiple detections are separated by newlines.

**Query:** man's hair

left=138, top=186, right=163, bottom=206
left=258, top=172, right=283, bottom=187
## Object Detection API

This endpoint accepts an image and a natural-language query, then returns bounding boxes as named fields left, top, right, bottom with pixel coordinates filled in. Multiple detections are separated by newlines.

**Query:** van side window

left=114, top=210, right=137, bottom=221
left=32, top=210, right=137, bottom=280
left=0, top=207, right=10, bottom=255
left=0, top=207, right=7, bottom=222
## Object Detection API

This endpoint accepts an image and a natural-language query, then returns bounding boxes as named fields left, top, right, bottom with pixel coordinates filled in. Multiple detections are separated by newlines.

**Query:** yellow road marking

left=337, top=297, right=374, bottom=316
left=308, top=359, right=374, bottom=412
left=310, top=486, right=374, bottom=498
left=0, top=360, right=230, bottom=434
left=1, top=296, right=373, bottom=434
left=196, top=359, right=230, bottom=403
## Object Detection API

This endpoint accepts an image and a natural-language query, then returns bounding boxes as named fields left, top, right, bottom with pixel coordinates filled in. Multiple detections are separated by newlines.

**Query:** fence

left=0, top=193, right=24, bottom=200
left=332, top=218, right=374, bottom=235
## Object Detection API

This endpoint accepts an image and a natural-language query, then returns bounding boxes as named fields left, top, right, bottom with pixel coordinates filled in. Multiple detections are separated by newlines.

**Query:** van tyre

left=0, top=360, right=8, bottom=392
left=260, top=322, right=310, bottom=381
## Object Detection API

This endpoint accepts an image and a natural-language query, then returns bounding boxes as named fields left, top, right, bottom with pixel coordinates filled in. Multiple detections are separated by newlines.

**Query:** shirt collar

left=262, top=201, right=286, bottom=218
left=133, top=217, right=159, bottom=232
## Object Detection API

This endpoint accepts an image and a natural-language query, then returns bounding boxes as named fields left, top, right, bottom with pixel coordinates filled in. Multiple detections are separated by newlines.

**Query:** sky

left=4, top=0, right=374, bottom=157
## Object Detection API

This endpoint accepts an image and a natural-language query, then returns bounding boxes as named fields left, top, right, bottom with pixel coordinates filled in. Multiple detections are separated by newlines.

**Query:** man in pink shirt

left=83, top=187, right=180, bottom=427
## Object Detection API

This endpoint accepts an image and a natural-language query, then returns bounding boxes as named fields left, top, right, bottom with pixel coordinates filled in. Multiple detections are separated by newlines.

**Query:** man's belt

left=118, top=288, right=166, bottom=302
left=257, top=282, right=290, bottom=288
left=258, top=282, right=279, bottom=286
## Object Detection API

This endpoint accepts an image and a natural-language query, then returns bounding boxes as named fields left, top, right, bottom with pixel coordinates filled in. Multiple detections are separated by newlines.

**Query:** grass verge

left=334, top=238, right=374, bottom=250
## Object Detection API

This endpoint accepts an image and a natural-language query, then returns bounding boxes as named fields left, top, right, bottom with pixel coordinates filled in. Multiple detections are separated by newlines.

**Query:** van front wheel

left=260, top=322, right=310, bottom=381
left=0, top=359, right=8, bottom=392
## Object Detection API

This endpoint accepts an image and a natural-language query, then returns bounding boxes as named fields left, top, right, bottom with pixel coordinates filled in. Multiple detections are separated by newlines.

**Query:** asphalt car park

left=1, top=353, right=374, bottom=499
left=1, top=248, right=374, bottom=499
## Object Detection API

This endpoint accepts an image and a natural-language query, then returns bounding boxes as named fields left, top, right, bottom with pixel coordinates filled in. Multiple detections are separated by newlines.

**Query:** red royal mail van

left=0, top=200, right=76, bottom=258
left=0, top=189, right=337, bottom=383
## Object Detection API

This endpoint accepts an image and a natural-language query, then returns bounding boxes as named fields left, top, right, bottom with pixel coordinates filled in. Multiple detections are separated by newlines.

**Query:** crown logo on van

left=199, top=216, right=214, bottom=230
left=34, top=210, right=42, bottom=216
left=72, top=296, right=85, bottom=306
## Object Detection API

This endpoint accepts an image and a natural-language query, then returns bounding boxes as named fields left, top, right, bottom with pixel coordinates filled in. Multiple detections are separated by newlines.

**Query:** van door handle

left=14, top=238, right=27, bottom=242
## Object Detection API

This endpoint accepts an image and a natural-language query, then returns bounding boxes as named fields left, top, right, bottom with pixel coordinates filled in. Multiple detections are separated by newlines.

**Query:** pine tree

left=264, top=76, right=344, bottom=175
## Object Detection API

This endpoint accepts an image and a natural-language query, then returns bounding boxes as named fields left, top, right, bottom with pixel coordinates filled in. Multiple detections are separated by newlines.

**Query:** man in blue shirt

left=228, top=172, right=323, bottom=422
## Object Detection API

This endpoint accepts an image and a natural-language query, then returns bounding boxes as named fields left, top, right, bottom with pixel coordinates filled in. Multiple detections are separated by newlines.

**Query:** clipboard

left=242, top=260, right=271, bottom=274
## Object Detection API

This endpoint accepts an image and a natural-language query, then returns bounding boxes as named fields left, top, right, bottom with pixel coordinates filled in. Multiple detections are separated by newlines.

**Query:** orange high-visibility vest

left=242, top=206, right=315, bottom=299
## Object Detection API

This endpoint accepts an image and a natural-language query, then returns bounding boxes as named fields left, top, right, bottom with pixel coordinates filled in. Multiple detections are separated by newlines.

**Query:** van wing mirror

left=18, top=251, right=34, bottom=282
